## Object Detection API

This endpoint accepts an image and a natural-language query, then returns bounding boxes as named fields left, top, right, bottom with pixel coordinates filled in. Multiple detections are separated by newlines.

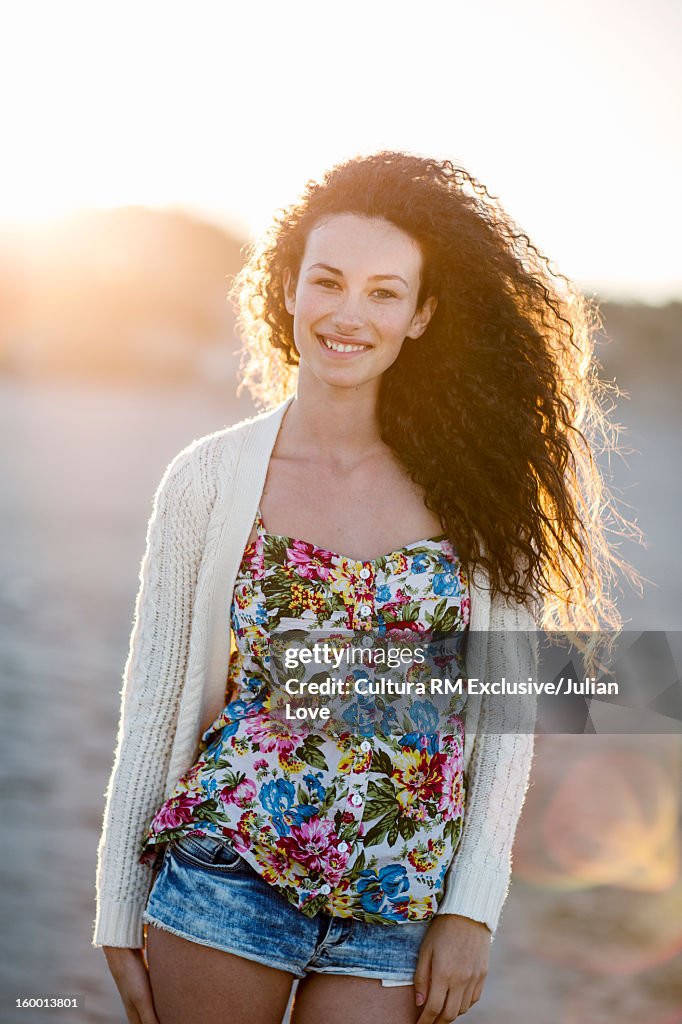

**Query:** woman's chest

left=255, top=452, right=444, bottom=562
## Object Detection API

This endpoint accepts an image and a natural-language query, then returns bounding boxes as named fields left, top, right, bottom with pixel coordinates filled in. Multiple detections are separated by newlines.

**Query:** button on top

left=359, top=567, right=371, bottom=579
left=351, top=793, right=363, bottom=807
left=359, top=604, right=372, bottom=618
left=360, top=740, right=371, bottom=752
left=338, top=841, right=349, bottom=852
left=320, top=883, right=331, bottom=895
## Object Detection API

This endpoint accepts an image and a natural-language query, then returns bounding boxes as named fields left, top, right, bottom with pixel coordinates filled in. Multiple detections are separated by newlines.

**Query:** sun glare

left=1, top=0, right=680, bottom=300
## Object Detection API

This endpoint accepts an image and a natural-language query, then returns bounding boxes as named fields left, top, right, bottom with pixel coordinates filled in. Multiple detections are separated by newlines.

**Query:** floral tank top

left=140, top=509, right=471, bottom=924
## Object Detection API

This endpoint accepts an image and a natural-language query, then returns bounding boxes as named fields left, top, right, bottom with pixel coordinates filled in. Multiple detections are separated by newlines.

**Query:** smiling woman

left=280, top=214, right=437, bottom=409
left=94, top=150, right=639, bottom=1024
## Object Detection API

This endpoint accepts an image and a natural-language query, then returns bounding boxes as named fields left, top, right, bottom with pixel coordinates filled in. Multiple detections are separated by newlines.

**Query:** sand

left=1, top=376, right=679, bottom=1023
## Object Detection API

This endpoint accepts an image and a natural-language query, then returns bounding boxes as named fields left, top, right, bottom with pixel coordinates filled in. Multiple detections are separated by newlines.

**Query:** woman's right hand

left=102, top=946, right=160, bottom=1024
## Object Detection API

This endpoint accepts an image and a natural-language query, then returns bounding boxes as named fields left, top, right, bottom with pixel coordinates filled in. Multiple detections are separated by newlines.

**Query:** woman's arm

left=414, top=599, right=538, bottom=1020
left=92, top=440, right=212, bottom=948
left=434, top=597, right=538, bottom=935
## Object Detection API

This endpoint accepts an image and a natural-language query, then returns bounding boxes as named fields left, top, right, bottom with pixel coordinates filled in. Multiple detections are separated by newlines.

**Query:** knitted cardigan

left=92, top=396, right=538, bottom=949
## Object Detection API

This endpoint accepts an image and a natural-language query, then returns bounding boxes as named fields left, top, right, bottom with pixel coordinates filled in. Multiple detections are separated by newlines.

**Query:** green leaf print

left=265, top=573, right=306, bottom=610
left=299, top=893, right=329, bottom=917
left=435, top=605, right=461, bottom=634
left=347, top=849, right=366, bottom=881
left=364, top=796, right=396, bottom=823
left=430, top=598, right=448, bottom=624
left=264, top=536, right=290, bottom=564
left=319, top=783, right=337, bottom=814
left=363, top=817, right=392, bottom=847
left=398, top=817, right=418, bottom=841
left=444, top=819, right=462, bottom=845
left=367, top=777, right=397, bottom=802
left=371, top=748, right=394, bottom=777
left=396, top=601, right=421, bottom=622
left=295, top=737, right=329, bottom=771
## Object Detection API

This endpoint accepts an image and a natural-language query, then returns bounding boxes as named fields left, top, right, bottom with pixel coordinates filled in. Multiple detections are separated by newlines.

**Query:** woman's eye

left=373, top=289, right=397, bottom=299
left=316, top=278, right=340, bottom=289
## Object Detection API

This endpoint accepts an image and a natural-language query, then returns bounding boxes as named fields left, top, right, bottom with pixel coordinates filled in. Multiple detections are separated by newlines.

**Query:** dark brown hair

left=230, top=150, right=641, bottom=633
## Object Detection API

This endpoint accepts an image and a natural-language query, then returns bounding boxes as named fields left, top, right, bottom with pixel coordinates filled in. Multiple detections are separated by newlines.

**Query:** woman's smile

left=317, top=332, right=373, bottom=356
left=282, top=212, right=437, bottom=396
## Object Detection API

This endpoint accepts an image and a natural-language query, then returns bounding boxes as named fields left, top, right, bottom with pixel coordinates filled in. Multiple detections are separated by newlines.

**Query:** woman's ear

left=406, top=295, right=438, bottom=340
left=283, top=268, right=296, bottom=316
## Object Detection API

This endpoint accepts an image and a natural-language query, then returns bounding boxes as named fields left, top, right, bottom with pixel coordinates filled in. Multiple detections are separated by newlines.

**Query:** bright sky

left=1, top=0, right=680, bottom=301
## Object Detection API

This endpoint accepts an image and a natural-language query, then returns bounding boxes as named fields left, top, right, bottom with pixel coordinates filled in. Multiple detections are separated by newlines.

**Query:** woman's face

left=282, top=213, right=437, bottom=396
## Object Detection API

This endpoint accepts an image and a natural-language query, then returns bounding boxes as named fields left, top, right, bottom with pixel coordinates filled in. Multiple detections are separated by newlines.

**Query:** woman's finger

left=413, top=945, right=432, bottom=1011
left=416, top=977, right=451, bottom=1024
left=470, top=975, right=485, bottom=1007
left=454, top=979, right=478, bottom=1016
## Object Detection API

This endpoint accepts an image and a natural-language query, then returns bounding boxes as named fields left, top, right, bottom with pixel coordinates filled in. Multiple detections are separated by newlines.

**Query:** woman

left=93, top=151, right=633, bottom=1024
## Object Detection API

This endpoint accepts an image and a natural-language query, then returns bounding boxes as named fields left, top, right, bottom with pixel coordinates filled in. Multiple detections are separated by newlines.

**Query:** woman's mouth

left=317, top=334, right=371, bottom=355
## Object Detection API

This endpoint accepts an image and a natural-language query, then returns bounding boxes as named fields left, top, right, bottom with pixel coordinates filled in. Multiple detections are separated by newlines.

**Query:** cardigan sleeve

left=435, top=596, right=538, bottom=936
left=92, top=443, right=210, bottom=948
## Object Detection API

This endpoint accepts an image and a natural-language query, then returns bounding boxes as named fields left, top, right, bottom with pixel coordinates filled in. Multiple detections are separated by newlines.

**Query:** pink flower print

left=461, top=594, right=471, bottom=625
left=286, top=540, right=336, bottom=581
left=440, top=538, right=456, bottom=559
left=244, top=710, right=307, bottom=754
left=385, top=622, right=427, bottom=643
left=220, top=777, right=257, bottom=808
left=280, top=818, right=341, bottom=878
left=150, top=793, right=205, bottom=831
left=437, top=758, right=464, bottom=820
left=246, top=544, right=265, bottom=578
left=324, top=845, right=351, bottom=878
left=221, top=827, right=251, bottom=853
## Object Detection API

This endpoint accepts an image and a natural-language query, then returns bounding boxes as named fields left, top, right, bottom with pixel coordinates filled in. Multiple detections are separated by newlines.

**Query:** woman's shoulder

left=159, top=399, right=292, bottom=506
left=469, top=563, right=540, bottom=630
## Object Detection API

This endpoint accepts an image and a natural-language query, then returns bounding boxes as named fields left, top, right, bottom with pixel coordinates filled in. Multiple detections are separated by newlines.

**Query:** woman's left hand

left=413, top=913, right=491, bottom=1023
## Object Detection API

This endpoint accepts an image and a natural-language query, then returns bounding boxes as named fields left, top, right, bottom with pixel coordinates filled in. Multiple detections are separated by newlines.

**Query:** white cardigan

left=92, top=396, right=538, bottom=948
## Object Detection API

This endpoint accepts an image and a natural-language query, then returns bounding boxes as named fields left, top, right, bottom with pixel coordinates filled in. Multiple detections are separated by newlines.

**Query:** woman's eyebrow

left=306, top=262, right=408, bottom=288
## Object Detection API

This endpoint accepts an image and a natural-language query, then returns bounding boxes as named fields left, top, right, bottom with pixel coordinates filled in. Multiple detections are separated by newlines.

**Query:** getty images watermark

left=263, top=629, right=682, bottom=736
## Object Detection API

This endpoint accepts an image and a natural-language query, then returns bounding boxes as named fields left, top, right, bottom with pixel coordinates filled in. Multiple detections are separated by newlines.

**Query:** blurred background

left=0, top=1, right=680, bottom=1021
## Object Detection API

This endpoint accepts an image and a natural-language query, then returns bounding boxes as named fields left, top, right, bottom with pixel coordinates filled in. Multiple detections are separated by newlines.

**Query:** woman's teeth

left=320, top=336, right=368, bottom=353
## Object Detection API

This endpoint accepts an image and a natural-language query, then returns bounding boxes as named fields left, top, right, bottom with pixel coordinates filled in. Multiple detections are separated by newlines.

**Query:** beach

left=1, top=375, right=680, bottom=1023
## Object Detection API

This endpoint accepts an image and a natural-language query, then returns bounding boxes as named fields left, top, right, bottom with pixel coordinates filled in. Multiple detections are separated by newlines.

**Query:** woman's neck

left=280, top=385, right=385, bottom=464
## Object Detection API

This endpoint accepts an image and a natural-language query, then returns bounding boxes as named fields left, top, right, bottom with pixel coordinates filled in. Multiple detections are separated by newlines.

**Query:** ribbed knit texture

left=92, top=398, right=538, bottom=948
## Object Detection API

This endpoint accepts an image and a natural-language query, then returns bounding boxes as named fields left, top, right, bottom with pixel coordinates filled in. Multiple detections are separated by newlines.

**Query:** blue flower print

left=408, top=700, right=439, bottom=733
left=433, top=568, right=460, bottom=598
left=399, top=732, right=439, bottom=755
left=218, top=694, right=265, bottom=737
left=303, top=772, right=326, bottom=802
left=411, top=553, right=429, bottom=574
left=377, top=864, right=410, bottom=900
left=357, top=865, right=410, bottom=914
left=259, top=778, right=316, bottom=836
left=380, top=704, right=399, bottom=733
left=376, top=584, right=391, bottom=604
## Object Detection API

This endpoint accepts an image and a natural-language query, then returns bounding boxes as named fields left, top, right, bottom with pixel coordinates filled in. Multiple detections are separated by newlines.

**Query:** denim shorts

left=142, top=833, right=431, bottom=986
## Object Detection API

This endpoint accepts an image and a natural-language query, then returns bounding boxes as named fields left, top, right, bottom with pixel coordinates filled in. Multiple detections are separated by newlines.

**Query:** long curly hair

left=229, top=150, right=641, bottom=634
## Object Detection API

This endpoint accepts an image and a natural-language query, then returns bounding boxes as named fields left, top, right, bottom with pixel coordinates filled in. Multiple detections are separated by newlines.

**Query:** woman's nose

left=332, top=294, right=365, bottom=332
